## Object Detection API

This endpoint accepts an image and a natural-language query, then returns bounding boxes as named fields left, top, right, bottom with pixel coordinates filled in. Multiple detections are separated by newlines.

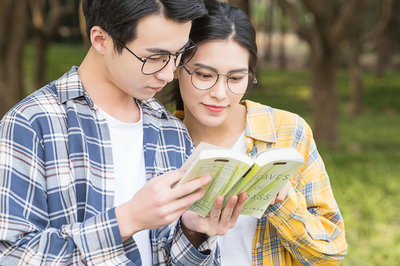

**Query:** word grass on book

left=179, top=142, right=305, bottom=219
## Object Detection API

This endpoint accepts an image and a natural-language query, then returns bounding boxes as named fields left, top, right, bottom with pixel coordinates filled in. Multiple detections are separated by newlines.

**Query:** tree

left=228, top=0, right=250, bottom=16
left=344, top=0, right=392, bottom=115
left=264, top=0, right=275, bottom=61
left=374, top=0, right=400, bottom=77
left=0, top=0, right=28, bottom=117
left=276, top=0, right=363, bottom=145
left=29, top=0, right=76, bottom=89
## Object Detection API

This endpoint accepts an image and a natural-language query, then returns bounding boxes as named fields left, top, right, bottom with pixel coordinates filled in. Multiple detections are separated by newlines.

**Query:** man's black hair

left=82, top=0, right=207, bottom=53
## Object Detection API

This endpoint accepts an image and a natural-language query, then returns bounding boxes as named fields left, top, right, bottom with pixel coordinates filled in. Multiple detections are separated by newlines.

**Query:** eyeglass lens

left=142, top=46, right=197, bottom=74
left=190, top=67, right=255, bottom=95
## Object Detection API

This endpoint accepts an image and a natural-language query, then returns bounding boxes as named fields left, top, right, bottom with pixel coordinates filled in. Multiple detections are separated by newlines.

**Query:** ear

left=90, top=26, right=110, bottom=55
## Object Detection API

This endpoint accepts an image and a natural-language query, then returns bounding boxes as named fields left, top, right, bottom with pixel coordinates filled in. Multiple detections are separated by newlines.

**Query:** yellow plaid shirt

left=241, top=100, right=347, bottom=265
left=175, top=100, right=347, bottom=265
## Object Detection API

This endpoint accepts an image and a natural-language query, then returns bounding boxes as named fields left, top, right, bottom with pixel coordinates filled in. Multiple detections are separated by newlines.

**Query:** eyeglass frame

left=115, top=38, right=198, bottom=75
left=182, top=66, right=258, bottom=95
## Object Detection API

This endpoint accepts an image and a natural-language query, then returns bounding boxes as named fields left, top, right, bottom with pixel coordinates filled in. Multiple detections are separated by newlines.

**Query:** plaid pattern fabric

left=0, top=67, right=218, bottom=265
left=241, top=100, right=347, bottom=265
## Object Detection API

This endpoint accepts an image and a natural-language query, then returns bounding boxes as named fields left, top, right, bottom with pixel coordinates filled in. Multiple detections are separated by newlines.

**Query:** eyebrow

left=193, top=63, right=249, bottom=73
left=145, top=40, right=191, bottom=54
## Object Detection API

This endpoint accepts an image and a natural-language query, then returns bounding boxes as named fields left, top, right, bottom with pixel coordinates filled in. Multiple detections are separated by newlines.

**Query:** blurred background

left=1, top=0, right=399, bottom=264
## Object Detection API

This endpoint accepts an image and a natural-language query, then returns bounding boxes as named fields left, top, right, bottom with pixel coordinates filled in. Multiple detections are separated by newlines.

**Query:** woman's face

left=177, top=40, right=250, bottom=128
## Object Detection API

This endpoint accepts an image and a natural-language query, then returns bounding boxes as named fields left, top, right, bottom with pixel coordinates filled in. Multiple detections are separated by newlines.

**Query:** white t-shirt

left=97, top=106, right=152, bottom=266
left=217, top=131, right=258, bottom=265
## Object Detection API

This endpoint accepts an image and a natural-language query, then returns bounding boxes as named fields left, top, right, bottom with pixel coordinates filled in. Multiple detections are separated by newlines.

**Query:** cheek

left=178, top=76, right=198, bottom=102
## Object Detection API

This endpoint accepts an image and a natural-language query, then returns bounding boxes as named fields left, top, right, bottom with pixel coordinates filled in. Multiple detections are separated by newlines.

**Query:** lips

left=203, top=104, right=226, bottom=113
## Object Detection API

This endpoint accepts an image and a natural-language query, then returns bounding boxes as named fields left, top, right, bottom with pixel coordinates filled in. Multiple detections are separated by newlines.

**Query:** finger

left=219, top=195, right=238, bottom=225
left=275, top=182, right=291, bottom=203
left=172, top=175, right=211, bottom=198
left=163, top=187, right=207, bottom=215
left=275, top=191, right=286, bottom=203
left=230, top=192, right=247, bottom=222
left=163, top=169, right=186, bottom=186
left=208, top=196, right=224, bottom=223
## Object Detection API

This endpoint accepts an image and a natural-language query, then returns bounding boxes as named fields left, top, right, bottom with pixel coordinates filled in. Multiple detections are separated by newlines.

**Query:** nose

left=154, top=59, right=175, bottom=83
left=209, top=76, right=228, bottom=100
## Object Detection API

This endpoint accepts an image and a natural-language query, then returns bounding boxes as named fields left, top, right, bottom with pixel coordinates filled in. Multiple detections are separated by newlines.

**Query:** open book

left=179, top=142, right=305, bottom=219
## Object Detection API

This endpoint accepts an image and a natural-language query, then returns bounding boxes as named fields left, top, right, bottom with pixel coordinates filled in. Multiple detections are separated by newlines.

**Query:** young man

left=0, top=1, right=245, bottom=265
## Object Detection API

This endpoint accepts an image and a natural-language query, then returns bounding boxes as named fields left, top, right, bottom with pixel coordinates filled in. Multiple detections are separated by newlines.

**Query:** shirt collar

left=55, top=66, right=94, bottom=107
left=241, top=100, right=277, bottom=144
left=54, top=66, right=169, bottom=118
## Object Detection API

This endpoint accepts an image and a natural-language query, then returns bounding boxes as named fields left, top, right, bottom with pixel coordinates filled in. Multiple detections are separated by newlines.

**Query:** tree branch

left=332, top=0, right=364, bottom=43
left=363, top=0, right=392, bottom=42
left=276, top=0, right=312, bottom=44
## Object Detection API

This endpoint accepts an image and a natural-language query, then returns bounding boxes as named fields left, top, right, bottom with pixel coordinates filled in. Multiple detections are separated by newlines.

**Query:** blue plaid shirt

left=0, top=67, right=218, bottom=265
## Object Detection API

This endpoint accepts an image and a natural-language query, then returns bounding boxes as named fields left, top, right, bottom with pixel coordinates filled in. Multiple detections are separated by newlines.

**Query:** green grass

left=24, top=43, right=400, bottom=265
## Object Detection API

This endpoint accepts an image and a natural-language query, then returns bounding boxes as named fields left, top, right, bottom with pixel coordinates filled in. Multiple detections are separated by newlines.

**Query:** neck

left=183, top=103, right=247, bottom=148
left=78, top=47, right=140, bottom=123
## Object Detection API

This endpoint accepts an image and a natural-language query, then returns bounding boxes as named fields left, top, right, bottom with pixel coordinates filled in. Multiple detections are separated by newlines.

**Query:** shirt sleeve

left=0, top=112, right=132, bottom=265
left=265, top=120, right=348, bottom=265
left=152, top=219, right=220, bottom=265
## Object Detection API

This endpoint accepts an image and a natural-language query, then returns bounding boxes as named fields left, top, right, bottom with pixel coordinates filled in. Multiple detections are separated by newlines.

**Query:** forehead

left=131, top=14, right=192, bottom=52
left=192, top=40, right=250, bottom=70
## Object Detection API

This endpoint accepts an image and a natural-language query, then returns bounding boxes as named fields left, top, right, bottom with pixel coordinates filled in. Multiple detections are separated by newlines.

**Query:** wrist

left=180, top=218, right=208, bottom=249
left=115, top=202, right=141, bottom=242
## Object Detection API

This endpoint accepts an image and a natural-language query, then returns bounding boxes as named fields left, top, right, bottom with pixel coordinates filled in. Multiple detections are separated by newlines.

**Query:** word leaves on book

left=179, top=142, right=304, bottom=219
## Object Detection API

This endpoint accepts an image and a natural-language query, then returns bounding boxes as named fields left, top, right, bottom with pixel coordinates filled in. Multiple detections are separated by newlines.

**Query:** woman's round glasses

left=116, top=39, right=198, bottom=75
left=183, top=66, right=257, bottom=95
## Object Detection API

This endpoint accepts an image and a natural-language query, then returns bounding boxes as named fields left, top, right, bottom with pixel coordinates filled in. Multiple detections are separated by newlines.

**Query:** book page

left=187, top=155, right=252, bottom=217
left=179, top=146, right=253, bottom=217
left=240, top=160, right=303, bottom=218
left=223, top=147, right=304, bottom=218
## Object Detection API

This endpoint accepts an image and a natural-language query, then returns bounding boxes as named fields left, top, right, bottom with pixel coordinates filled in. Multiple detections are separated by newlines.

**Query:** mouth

left=202, top=104, right=227, bottom=113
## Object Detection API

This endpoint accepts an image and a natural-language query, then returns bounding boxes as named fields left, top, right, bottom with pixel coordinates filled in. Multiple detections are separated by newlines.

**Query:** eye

left=229, top=74, right=247, bottom=83
left=194, top=70, right=215, bottom=80
left=147, top=54, right=169, bottom=63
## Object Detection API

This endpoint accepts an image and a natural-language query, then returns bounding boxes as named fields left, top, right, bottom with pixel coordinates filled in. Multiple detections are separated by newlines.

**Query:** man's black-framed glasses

left=183, top=66, right=257, bottom=95
left=116, top=39, right=198, bottom=75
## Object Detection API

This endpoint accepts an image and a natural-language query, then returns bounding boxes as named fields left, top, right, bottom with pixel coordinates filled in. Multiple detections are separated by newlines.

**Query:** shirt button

left=268, top=212, right=275, bottom=218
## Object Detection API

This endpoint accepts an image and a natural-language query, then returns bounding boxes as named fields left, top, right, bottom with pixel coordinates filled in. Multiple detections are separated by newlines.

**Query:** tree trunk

left=264, top=0, right=274, bottom=61
left=347, top=43, right=363, bottom=115
left=0, top=0, right=28, bottom=117
left=375, top=34, right=394, bottom=77
left=228, top=0, right=250, bottom=16
left=278, top=15, right=287, bottom=71
left=311, top=48, right=338, bottom=146
left=33, top=35, right=50, bottom=89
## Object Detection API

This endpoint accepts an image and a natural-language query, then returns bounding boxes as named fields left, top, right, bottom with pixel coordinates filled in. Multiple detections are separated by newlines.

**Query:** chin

left=201, top=117, right=225, bottom=128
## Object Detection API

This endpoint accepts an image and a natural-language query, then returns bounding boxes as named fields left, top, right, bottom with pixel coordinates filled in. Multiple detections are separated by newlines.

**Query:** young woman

left=171, top=0, right=348, bottom=264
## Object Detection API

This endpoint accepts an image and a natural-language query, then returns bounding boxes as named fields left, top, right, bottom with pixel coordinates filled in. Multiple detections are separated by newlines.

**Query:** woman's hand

left=180, top=192, right=247, bottom=247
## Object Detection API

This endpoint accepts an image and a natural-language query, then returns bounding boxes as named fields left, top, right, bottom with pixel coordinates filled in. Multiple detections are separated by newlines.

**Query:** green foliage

left=24, top=43, right=400, bottom=265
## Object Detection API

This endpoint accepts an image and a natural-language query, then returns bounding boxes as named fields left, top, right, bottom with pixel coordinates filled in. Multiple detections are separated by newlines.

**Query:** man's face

left=103, top=14, right=192, bottom=100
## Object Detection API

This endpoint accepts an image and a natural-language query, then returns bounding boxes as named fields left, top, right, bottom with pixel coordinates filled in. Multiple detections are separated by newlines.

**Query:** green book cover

left=179, top=142, right=304, bottom=218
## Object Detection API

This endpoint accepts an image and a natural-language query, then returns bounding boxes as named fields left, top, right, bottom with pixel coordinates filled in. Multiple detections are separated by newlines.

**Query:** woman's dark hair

left=82, top=0, right=207, bottom=53
left=169, top=0, right=257, bottom=110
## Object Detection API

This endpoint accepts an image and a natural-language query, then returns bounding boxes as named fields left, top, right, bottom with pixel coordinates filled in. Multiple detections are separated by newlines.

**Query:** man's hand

left=269, top=181, right=292, bottom=205
left=116, top=170, right=211, bottom=241
left=180, top=192, right=247, bottom=248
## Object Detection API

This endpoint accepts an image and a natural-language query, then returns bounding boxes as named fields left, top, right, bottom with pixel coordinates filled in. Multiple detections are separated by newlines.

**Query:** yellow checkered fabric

left=242, top=100, right=347, bottom=265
